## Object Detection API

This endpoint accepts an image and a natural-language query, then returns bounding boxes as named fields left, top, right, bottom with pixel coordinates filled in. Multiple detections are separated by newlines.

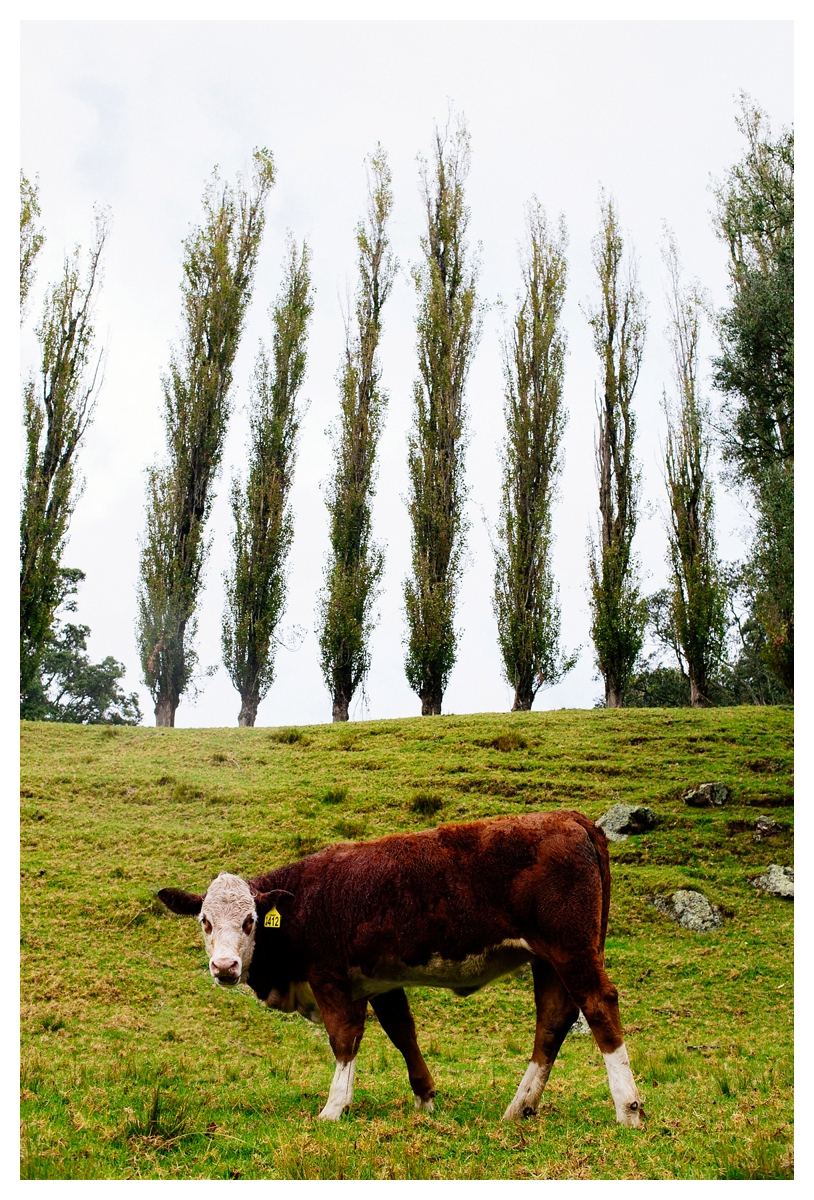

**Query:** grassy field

left=20, top=706, right=793, bottom=1180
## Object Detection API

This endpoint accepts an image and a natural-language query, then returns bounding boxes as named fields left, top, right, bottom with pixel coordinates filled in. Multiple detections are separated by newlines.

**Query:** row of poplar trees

left=20, top=100, right=793, bottom=727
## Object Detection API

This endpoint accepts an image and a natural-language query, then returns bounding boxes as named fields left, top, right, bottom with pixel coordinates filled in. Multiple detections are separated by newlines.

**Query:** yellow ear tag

left=264, top=906, right=281, bottom=929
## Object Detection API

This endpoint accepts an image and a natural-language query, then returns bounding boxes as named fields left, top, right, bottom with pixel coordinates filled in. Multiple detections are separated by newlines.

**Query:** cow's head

left=158, top=873, right=292, bottom=987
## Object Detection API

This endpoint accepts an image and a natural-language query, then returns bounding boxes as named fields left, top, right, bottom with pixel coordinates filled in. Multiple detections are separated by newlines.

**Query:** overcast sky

left=19, top=19, right=793, bottom=728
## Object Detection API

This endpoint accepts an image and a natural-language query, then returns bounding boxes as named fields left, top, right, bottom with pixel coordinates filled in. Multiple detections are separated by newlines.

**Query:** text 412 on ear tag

left=264, top=906, right=281, bottom=929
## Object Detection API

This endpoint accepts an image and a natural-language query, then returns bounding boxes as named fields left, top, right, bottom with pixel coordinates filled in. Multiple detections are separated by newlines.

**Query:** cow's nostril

left=211, top=958, right=239, bottom=975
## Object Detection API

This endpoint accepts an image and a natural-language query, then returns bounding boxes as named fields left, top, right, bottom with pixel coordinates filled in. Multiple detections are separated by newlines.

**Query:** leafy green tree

left=22, top=571, right=142, bottom=725
left=493, top=201, right=576, bottom=711
left=721, top=578, right=793, bottom=705
left=712, top=96, right=793, bottom=696
left=20, top=171, right=45, bottom=321
left=624, top=571, right=791, bottom=709
left=404, top=117, right=480, bottom=715
left=318, top=148, right=396, bottom=722
left=20, top=210, right=109, bottom=710
left=620, top=656, right=691, bottom=708
left=222, top=237, right=313, bottom=727
left=660, top=236, right=728, bottom=707
left=136, top=152, right=275, bottom=727
left=623, top=586, right=790, bottom=708
left=586, top=195, right=648, bottom=708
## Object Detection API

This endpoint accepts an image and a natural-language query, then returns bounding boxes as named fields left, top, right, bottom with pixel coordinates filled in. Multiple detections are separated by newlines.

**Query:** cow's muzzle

left=210, top=957, right=241, bottom=985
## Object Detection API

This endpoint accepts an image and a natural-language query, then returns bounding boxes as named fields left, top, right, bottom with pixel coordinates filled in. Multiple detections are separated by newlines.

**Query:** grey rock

left=569, top=1011, right=591, bottom=1036
left=753, top=815, right=782, bottom=843
left=650, top=889, right=725, bottom=933
left=750, top=864, right=793, bottom=899
left=682, top=782, right=730, bottom=808
left=595, top=803, right=658, bottom=842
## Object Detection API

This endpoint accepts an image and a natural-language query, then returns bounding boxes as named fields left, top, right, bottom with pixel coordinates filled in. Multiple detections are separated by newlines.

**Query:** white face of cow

left=199, top=873, right=257, bottom=986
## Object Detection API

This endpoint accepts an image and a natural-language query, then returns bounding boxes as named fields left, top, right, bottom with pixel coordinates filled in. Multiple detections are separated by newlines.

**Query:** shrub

left=269, top=728, right=308, bottom=745
left=319, top=785, right=349, bottom=805
left=411, top=793, right=443, bottom=816
left=480, top=732, right=528, bottom=752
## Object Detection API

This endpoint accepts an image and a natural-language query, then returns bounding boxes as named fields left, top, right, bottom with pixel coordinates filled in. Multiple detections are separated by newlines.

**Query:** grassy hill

left=20, top=706, right=793, bottom=1180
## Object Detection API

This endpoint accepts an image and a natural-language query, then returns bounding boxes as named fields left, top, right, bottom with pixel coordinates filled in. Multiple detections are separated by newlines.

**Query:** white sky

left=19, top=17, right=794, bottom=728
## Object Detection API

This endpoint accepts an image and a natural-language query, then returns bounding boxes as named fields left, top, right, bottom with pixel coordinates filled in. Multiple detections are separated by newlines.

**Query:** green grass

left=20, top=707, right=793, bottom=1179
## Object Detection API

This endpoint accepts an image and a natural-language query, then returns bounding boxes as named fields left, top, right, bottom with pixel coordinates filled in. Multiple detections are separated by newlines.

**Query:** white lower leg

left=502, top=1060, right=551, bottom=1121
left=318, top=1058, right=357, bottom=1120
left=414, top=1094, right=434, bottom=1113
left=602, top=1043, right=642, bottom=1127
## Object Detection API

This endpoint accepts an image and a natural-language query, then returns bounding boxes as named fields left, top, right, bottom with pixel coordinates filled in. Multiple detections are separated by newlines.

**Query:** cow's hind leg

left=549, top=953, right=643, bottom=1127
left=313, top=986, right=368, bottom=1120
left=503, top=958, right=578, bottom=1121
left=370, top=988, right=436, bottom=1112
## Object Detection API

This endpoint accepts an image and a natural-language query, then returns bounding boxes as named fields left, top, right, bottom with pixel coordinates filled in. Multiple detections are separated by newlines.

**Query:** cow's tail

left=571, top=812, right=612, bottom=946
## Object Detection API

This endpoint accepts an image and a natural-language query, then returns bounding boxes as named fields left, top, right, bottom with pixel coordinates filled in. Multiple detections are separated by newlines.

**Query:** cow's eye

left=202, top=916, right=212, bottom=935
left=242, top=914, right=255, bottom=934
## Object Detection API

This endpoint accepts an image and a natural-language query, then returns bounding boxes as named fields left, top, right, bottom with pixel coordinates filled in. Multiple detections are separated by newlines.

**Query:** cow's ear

left=158, top=887, right=204, bottom=916
left=253, top=888, right=295, bottom=922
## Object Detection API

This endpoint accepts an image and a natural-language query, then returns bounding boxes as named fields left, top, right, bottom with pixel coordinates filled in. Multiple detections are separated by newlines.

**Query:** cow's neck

left=245, top=865, right=301, bottom=1002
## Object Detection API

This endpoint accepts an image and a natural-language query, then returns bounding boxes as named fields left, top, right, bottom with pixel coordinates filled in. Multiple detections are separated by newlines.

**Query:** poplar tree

left=136, top=151, right=275, bottom=727
left=404, top=118, right=480, bottom=715
left=712, top=97, right=793, bottom=696
left=20, top=206, right=108, bottom=708
left=20, top=172, right=45, bottom=321
left=222, top=237, right=313, bottom=727
left=318, top=148, right=396, bottom=722
left=586, top=195, right=647, bottom=708
left=493, top=201, right=576, bottom=711
left=660, top=236, right=728, bottom=706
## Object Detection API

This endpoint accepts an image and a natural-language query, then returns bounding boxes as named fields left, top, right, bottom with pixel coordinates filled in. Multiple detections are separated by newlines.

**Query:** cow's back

left=252, top=811, right=608, bottom=974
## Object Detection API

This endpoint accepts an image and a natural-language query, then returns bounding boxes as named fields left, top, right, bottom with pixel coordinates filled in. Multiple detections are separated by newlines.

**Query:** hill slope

left=21, top=707, right=793, bottom=1179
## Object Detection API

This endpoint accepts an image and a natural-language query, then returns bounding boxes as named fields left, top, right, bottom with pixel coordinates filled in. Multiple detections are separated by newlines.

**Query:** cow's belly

left=348, top=939, right=534, bottom=999
left=265, top=980, right=323, bottom=1023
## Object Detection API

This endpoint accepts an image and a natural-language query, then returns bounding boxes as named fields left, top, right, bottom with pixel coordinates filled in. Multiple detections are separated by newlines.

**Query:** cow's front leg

left=370, top=988, right=436, bottom=1111
left=321, top=1059, right=357, bottom=1121
left=504, top=958, right=579, bottom=1121
left=312, top=981, right=368, bottom=1121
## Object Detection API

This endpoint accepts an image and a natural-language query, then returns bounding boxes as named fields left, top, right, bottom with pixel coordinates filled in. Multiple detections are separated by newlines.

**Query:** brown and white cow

left=158, top=810, right=643, bottom=1124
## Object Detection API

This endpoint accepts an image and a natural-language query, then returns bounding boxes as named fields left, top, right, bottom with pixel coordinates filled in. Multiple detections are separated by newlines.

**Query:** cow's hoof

left=414, top=1095, right=434, bottom=1113
left=616, top=1102, right=643, bottom=1128
left=317, top=1106, right=343, bottom=1121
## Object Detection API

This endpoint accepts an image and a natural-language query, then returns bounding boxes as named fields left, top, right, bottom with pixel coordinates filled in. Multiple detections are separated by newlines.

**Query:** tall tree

left=222, top=237, right=313, bottom=727
left=20, top=210, right=108, bottom=709
left=318, top=148, right=396, bottom=722
left=712, top=96, right=793, bottom=696
left=137, top=151, right=275, bottom=727
left=586, top=195, right=647, bottom=708
left=659, top=236, right=728, bottom=707
left=493, top=200, right=575, bottom=711
left=404, top=117, right=480, bottom=716
left=20, top=172, right=45, bottom=321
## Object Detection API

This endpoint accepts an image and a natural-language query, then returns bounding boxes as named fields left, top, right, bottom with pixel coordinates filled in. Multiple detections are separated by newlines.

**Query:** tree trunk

left=512, top=690, right=533, bottom=712
left=605, top=681, right=623, bottom=709
left=332, top=694, right=349, bottom=722
left=238, top=694, right=259, bottom=727
left=155, top=696, right=177, bottom=727
left=689, top=677, right=710, bottom=708
left=420, top=687, right=443, bottom=716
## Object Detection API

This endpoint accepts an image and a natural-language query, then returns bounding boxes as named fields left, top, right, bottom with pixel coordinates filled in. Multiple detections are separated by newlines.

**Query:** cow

left=158, top=810, right=643, bottom=1125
